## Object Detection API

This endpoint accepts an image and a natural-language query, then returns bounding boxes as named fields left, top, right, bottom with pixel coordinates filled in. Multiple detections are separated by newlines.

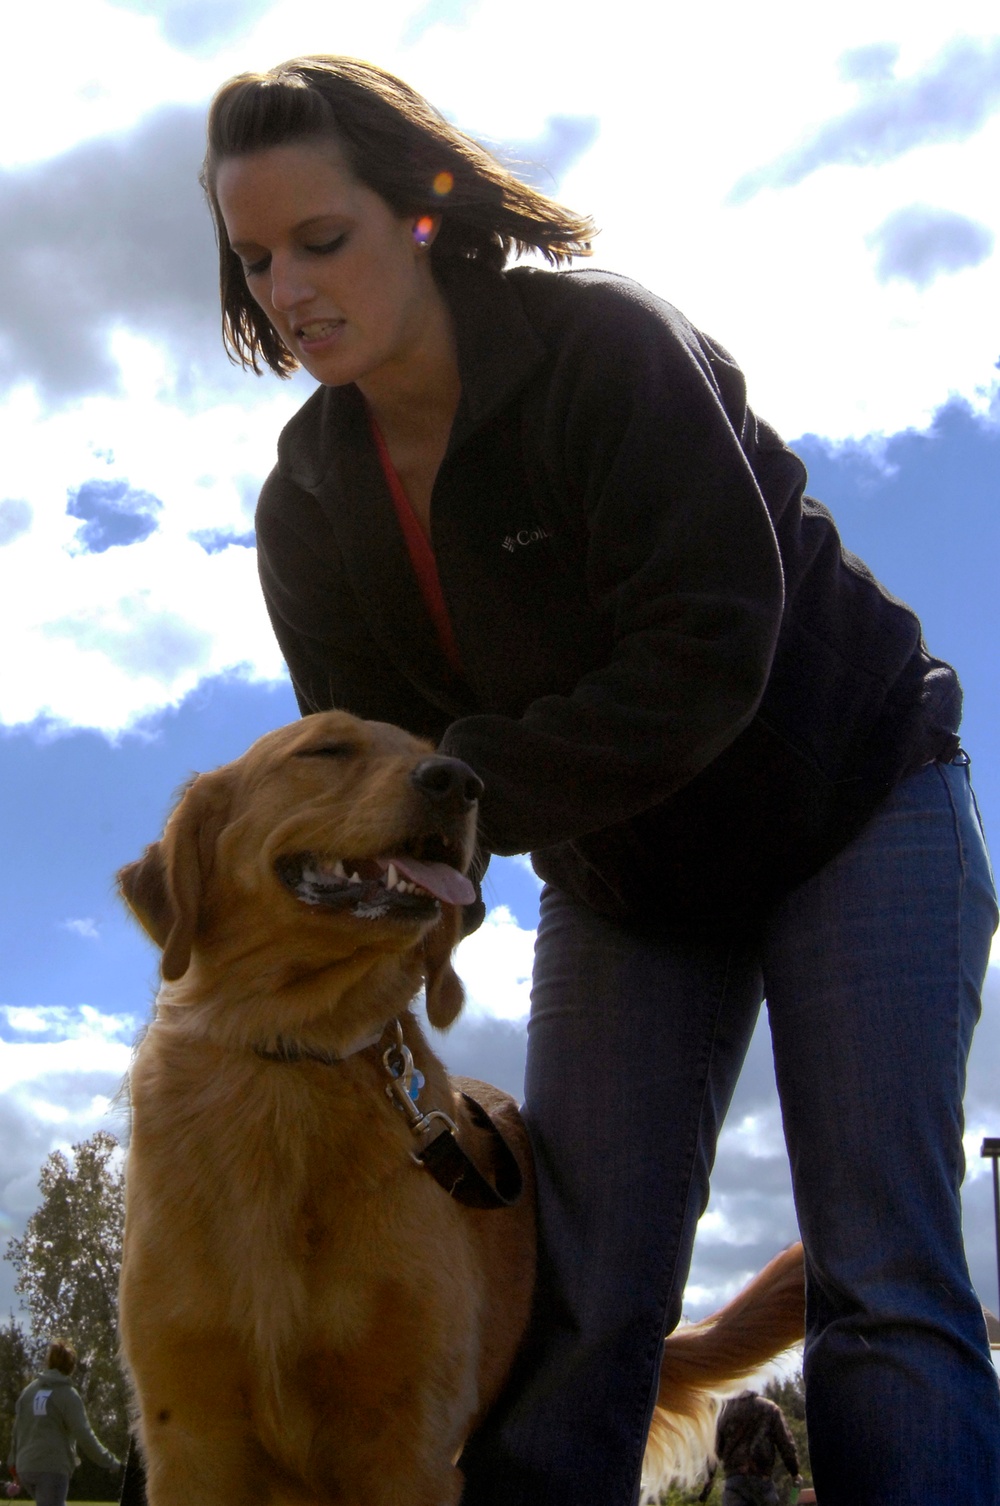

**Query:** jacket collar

left=443, top=259, right=547, bottom=447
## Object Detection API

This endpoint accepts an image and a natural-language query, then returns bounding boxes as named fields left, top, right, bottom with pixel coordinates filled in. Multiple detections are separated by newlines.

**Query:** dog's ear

left=117, top=772, right=232, bottom=982
left=422, top=904, right=465, bottom=1030
left=118, top=843, right=173, bottom=950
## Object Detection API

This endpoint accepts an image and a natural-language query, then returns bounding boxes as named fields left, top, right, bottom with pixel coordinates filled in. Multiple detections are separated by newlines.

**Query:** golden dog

left=118, top=711, right=804, bottom=1506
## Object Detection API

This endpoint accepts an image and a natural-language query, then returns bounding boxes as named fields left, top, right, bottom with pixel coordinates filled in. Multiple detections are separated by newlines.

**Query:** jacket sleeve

left=60, top=1389, right=119, bottom=1471
left=255, top=484, right=452, bottom=743
left=440, top=289, right=786, bottom=854
left=769, top=1404, right=800, bottom=1478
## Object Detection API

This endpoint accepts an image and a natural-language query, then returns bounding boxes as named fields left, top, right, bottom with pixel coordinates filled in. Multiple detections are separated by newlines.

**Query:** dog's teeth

left=386, top=862, right=399, bottom=890
left=350, top=870, right=362, bottom=884
left=334, top=860, right=346, bottom=878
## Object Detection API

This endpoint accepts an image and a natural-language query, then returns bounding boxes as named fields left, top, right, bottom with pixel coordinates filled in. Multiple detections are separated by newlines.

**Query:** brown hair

left=45, top=1340, right=76, bottom=1375
left=201, top=55, right=597, bottom=376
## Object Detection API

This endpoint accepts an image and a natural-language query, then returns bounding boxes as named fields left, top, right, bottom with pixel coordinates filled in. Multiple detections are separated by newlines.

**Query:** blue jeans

left=460, top=757, right=1000, bottom=1506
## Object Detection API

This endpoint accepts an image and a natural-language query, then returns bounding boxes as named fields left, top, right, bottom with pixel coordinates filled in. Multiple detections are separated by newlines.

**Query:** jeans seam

left=622, top=947, right=742, bottom=1502
left=931, top=760, right=971, bottom=1193
left=965, top=766, right=998, bottom=894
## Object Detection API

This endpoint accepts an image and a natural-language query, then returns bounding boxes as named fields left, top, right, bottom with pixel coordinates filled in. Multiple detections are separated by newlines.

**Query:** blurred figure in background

left=6, top=1340, right=120, bottom=1506
left=703, top=1389, right=803, bottom=1506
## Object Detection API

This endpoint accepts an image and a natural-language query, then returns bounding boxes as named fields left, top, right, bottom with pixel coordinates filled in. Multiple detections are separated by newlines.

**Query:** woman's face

left=215, top=139, right=445, bottom=392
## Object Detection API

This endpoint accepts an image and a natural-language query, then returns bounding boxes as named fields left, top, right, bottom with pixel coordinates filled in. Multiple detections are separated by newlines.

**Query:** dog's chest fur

left=126, top=1022, right=478, bottom=1377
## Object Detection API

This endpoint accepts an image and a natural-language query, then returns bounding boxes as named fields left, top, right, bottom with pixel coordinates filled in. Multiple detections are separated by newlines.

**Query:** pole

left=994, top=1156, right=1000, bottom=1317
left=982, top=1138, right=1000, bottom=1316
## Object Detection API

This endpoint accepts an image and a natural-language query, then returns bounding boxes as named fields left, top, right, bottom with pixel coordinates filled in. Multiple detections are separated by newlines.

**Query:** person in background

left=6, top=1340, right=120, bottom=1506
left=197, top=53, right=1000, bottom=1506
left=701, top=1389, right=803, bottom=1505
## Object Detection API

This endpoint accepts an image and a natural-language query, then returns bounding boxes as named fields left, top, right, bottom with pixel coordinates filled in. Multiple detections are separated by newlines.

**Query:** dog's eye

left=297, top=743, right=358, bottom=760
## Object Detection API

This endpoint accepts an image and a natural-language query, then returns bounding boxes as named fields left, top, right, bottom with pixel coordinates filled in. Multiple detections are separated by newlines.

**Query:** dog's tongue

left=391, top=855, right=475, bottom=906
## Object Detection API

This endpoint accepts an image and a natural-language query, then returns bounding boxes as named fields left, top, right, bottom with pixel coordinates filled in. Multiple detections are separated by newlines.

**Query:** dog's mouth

left=276, top=837, right=475, bottom=921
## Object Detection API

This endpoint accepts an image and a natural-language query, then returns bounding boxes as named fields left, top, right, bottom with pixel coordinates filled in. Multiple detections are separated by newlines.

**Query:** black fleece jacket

left=256, top=261, right=961, bottom=935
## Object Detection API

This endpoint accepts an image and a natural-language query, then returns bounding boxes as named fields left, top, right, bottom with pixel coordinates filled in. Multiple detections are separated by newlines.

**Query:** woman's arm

left=59, top=1389, right=119, bottom=1471
left=256, top=495, right=453, bottom=741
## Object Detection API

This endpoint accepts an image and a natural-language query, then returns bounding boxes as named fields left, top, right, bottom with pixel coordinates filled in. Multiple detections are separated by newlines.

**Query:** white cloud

left=723, top=1107, right=787, bottom=1162
left=965, top=1124, right=1000, bottom=1185
left=0, top=1004, right=136, bottom=1078
left=3, top=1008, right=58, bottom=1035
left=453, top=905, right=535, bottom=1021
left=0, top=2, right=209, bottom=169
left=0, top=1004, right=136, bottom=1315
left=0, top=383, right=297, bottom=733
left=509, top=854, right=544, bottom=890
left=61, top=918, right=101, bottom=940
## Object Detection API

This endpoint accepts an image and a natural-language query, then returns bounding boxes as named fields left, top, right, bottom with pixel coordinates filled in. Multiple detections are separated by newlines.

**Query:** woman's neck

left=358, top=289, right=460, bottom=537
left=357, top=278, right=461, bottom=450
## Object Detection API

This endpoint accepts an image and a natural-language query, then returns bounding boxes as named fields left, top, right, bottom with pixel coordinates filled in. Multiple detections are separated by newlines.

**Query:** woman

left=7, top=1340, right=120, bottom=1506
left=201, top=56, right=999, bottom=1506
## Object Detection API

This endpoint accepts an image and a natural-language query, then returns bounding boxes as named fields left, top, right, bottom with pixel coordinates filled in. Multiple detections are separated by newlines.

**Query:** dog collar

left=253, top=1018, right=523, bottom=1211
left=252, top=1026, right=385, bottom=1065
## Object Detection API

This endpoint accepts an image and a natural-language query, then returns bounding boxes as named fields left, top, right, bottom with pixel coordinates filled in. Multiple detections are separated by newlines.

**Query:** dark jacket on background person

left=7, top=1368, right=119, bottom=1479
left=255, top=260, right=960, bottom=936
left=716, top=1391, right=800, bottom=1481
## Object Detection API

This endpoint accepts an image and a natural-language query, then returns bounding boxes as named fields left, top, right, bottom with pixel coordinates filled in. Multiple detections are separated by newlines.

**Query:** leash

left=254, top=1020, right=523, bottom=1211
left=380, top=1020, right=523, bottom=1210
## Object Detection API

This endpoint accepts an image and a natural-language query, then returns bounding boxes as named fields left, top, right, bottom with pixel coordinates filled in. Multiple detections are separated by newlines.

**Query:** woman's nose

left=268, top=253, right=314, bottom=313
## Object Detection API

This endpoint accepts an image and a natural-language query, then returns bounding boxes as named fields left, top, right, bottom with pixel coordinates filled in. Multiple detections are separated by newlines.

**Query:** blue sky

left=1, top=0, right=999, bottom=1327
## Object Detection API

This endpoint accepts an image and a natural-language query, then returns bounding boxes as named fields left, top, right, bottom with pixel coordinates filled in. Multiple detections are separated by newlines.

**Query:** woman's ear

left=411, top=213, right=441, bottom=251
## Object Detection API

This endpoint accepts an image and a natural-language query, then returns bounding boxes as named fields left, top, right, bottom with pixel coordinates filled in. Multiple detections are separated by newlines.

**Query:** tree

left=0, top=1314, right=40, bottom=1471
left=4, top=1130, right=129, bottom=1486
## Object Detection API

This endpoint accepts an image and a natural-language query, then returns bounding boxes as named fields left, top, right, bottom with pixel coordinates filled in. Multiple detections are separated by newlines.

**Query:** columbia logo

left=502, top=525, right=553, bottom=553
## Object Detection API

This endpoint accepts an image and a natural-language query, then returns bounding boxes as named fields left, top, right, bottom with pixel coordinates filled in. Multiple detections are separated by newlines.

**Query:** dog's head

left=117, top=712, right=482, bottom=1030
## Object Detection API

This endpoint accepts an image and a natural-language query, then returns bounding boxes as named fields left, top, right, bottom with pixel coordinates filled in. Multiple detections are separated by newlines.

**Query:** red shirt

left=368, top=412, right=462, bottom=677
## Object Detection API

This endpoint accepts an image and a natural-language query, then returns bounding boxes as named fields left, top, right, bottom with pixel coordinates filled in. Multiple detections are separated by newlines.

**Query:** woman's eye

left=242, top=254, right=270, bottom=278
left=305, top=235, right=346, bottom=257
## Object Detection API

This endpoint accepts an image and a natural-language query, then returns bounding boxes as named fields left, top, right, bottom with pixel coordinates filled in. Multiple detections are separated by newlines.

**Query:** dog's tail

left=641, top=1242, right=806, bottom=1497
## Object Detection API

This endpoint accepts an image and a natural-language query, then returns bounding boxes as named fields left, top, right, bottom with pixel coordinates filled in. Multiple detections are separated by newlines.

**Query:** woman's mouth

left=297, top=319, right=345, bottom=349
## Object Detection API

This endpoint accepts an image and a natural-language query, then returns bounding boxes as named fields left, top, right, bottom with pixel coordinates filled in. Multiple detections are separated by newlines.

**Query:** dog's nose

left=409, top=757, right=483, bottom=810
